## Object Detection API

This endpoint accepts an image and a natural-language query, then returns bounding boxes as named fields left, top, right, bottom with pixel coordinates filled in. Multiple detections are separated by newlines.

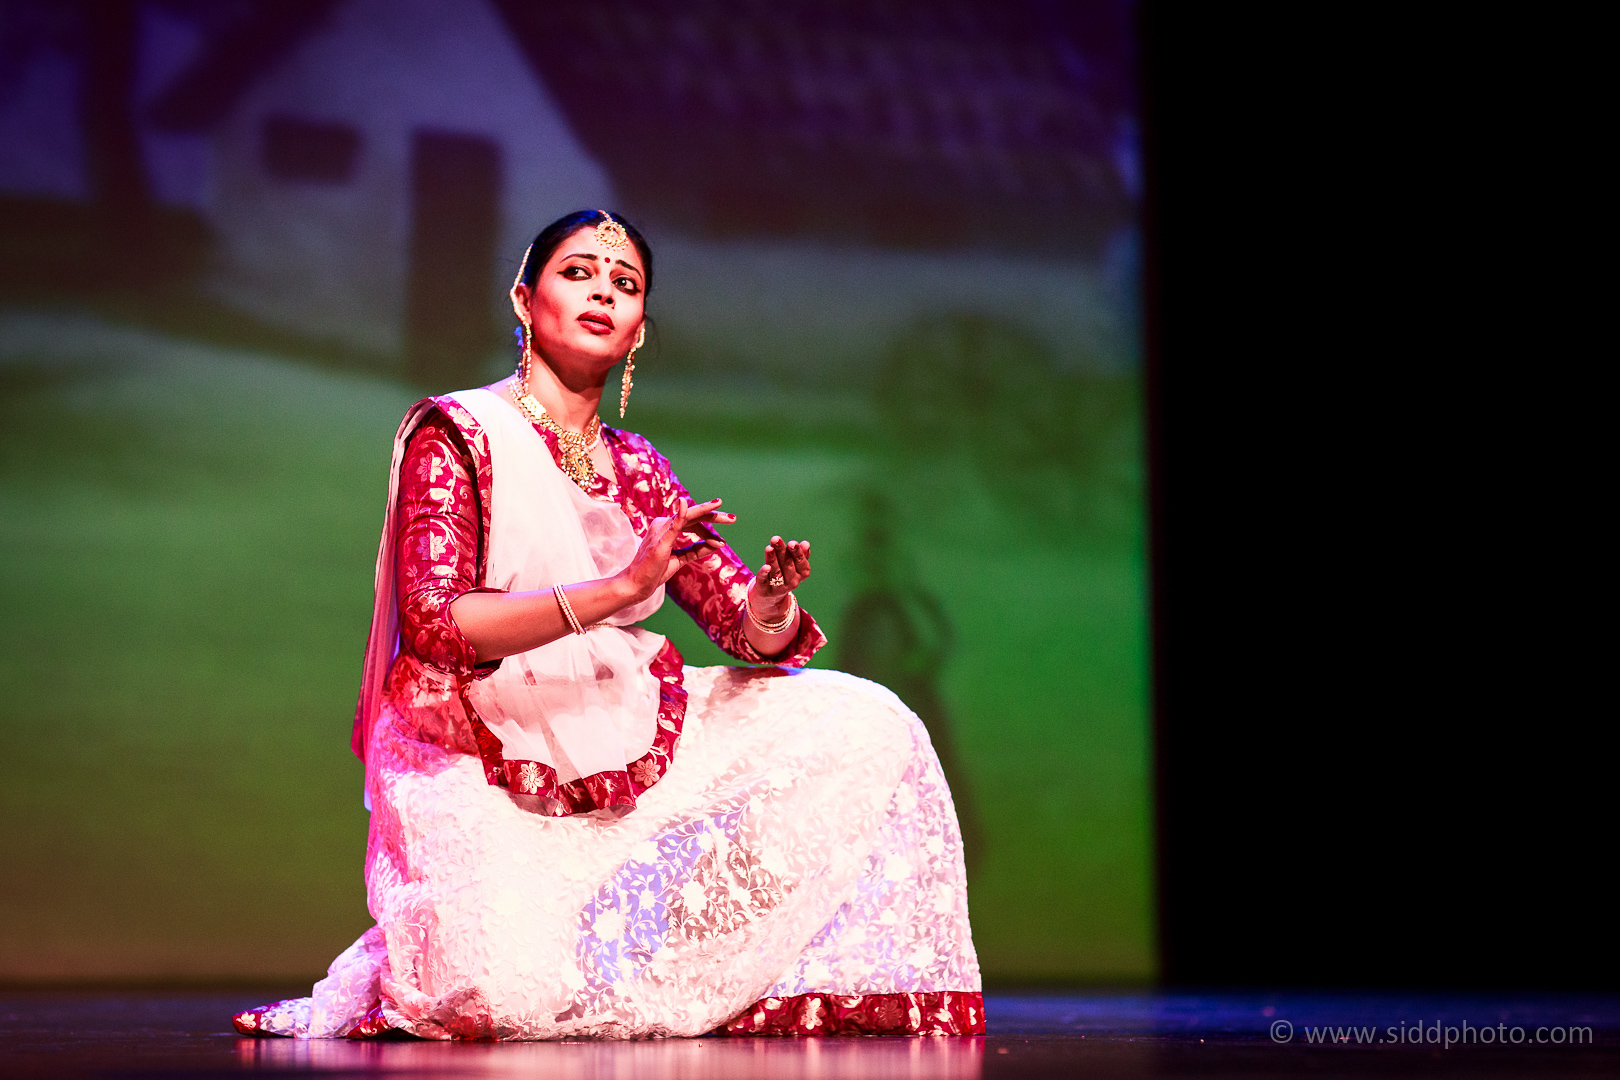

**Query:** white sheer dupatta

left=352, top=397, right=441, bottom=804
left=447, top=388, right=666, bottom=814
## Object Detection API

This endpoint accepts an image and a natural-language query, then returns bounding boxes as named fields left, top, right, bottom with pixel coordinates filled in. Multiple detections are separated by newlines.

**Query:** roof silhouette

left=149, top=0, right=1138, bottom=254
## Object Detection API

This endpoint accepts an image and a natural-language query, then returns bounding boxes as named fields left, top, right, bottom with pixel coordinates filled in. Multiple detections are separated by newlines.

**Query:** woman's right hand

left=620, top=498, right=734, bottom=602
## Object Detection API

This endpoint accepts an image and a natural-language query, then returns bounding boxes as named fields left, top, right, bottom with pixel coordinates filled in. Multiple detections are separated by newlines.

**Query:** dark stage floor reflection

left=3, top=992, right=1618, bottom=1078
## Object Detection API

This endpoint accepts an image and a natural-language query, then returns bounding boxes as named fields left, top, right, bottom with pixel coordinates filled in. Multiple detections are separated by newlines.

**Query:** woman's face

left=517, top=226, right=646, bottom=380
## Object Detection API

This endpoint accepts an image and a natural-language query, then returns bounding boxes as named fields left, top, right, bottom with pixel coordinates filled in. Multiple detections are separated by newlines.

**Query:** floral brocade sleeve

left=606, top=429, right=827, bottom=667
left=395, top=411, right=496, bottom=679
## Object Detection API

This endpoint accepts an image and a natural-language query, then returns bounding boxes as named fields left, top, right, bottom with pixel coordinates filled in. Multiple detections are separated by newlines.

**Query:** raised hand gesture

left=756, top=535, right=812, bottom=603
left=621, top=498, right=734, bottom=602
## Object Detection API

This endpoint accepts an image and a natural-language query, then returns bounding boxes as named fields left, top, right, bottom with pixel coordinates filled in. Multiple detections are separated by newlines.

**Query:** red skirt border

left=721, top=991, right=985, bottom=1037
left=233, top=991, right=985, bottom=1039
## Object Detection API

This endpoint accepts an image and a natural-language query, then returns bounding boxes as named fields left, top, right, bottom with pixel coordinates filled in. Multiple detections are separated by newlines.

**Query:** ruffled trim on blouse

left=461, top=637, right=690, bottom=818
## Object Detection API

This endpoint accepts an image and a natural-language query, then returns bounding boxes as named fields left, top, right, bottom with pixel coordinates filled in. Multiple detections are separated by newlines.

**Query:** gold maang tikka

left=620, top=323, right=644, bottom=418
left=594, top=215, right=631, bottom=251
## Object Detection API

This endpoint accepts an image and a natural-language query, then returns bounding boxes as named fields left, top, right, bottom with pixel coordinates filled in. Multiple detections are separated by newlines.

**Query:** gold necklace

left=510, top=379, right=601, bottom=487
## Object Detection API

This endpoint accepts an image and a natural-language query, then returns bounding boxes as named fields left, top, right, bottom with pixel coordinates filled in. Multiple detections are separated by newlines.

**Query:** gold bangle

left=747, top=591, right=798, bottom=635
left=554, top=583, right=585, bottom=636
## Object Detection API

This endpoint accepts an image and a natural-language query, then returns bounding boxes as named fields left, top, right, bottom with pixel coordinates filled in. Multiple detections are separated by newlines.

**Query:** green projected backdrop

left=1, top=304, right=1152, bottom=985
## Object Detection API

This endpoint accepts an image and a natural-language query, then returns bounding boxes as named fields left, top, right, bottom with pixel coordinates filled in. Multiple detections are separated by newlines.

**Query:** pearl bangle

left=746, top=591, right=798, bottom=635
left=554, top=583, right=586, bottom=636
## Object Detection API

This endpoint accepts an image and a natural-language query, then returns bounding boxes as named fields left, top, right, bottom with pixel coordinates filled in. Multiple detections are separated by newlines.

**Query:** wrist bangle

left=746, top=591, right=798, bottom=635
left=554, top=583, right=585, bottom=636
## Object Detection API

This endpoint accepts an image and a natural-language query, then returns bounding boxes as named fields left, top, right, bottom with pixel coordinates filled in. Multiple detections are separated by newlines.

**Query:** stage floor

left=3, top=991, right=1617, bottom=1078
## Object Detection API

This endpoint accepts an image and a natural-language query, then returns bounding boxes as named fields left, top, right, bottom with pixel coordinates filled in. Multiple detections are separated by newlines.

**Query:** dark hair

left=515, top=209, right=653, bottom=297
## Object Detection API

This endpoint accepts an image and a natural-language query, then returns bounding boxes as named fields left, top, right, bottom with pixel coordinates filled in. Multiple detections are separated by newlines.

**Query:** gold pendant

left=561, top=444, right=595, bottom=487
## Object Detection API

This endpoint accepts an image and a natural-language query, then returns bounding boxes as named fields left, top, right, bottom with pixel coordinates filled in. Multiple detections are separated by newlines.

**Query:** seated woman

left=234, top=211, right=982, bottom=1040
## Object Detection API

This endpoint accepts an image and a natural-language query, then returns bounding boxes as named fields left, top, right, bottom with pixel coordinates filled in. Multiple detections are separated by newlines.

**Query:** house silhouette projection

left=1, top=0, right=1140, bottom=386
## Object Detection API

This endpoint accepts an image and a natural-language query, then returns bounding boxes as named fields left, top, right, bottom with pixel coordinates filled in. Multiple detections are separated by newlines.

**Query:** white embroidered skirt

left=245, top=666, right=981, bottom=1040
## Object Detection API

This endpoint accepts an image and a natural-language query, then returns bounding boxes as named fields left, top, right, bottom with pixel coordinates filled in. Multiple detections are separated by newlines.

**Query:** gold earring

left=516, top=318, right=534, bottom=386
left=619, top=323, right=645, bottom=419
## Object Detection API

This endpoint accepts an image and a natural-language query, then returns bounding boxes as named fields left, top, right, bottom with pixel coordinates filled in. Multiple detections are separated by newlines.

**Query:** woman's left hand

left=753, top=535, right=812, bottom=612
